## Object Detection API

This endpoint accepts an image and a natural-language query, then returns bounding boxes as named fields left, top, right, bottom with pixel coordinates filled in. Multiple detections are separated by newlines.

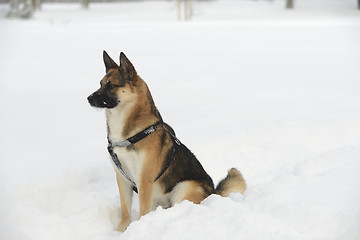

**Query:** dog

left=87, top=51, right=247, bottom=232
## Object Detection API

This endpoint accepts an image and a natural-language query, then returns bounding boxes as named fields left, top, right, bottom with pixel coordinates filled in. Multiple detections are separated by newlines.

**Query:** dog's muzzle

left=88, top=90, right=119, bottom=109
left=87, top=92, right=100, bottom=107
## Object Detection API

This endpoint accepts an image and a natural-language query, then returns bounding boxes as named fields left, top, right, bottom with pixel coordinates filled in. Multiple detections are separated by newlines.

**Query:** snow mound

left=2, top=149, right=360, bottom=240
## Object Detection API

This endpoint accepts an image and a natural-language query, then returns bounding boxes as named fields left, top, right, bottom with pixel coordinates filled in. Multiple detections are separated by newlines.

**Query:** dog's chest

left=113, top=147, right=144, bottom=184
left=106, top=108, right=144, bottom=184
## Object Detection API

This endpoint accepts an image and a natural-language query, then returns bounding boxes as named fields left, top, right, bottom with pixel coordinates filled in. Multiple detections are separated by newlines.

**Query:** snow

left=1, top=0, right=360, bottom=239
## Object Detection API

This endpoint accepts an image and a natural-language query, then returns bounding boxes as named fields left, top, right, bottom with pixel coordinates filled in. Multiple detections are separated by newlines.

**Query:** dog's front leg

left=116, top=172, right=133, bottom=232
left=138, top=177, right=154, bottom=218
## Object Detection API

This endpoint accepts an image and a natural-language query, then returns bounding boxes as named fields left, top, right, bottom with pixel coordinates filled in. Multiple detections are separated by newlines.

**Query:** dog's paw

left=117, top=220, right=131, bottom=232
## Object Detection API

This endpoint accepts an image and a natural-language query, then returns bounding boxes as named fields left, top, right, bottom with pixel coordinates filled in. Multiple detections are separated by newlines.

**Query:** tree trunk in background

left=358, top=0, right=360, bottom=10
left=188, top=0, right=193, bottom=20
left=184, top=0, right=192, bottom=21
left=81, top=0, right=89, bottom=9
left=286, top=0, right=294, bottom=9
left=33, top=0, right=41, bottom=11
left=178, top=0, right=193, bottom=21
left=177, top=0, right=181, bottom=20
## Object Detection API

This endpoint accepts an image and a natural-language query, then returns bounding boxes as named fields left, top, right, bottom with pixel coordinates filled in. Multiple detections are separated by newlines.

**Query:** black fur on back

left=158, top=125, right=215, bottom=197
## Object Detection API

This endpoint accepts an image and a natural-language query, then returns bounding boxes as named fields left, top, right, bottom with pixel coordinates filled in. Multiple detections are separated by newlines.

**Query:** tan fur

left=137, top=138, right=168, bottom=216
left=110, top=76, right=159, bottom=139
left=177, top=181, right=208, bottom=204
left=215, top=168, right=247, bottom=197
left=116, top=172, right=133, bottom=232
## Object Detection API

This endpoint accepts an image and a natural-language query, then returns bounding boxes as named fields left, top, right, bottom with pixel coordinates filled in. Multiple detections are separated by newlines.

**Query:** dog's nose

left=87, top=94, right=95, bottom=105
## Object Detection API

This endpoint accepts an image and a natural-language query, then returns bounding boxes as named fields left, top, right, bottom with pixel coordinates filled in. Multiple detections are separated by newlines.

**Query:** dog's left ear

left=120, top=52, right=136, bottom=81
left=103, top=50, right=119, bottom=72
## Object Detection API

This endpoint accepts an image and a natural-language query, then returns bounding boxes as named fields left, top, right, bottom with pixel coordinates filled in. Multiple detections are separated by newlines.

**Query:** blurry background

left=0, top=1, right=360, bottom=240
left=1, top=0, right=360, bottom=20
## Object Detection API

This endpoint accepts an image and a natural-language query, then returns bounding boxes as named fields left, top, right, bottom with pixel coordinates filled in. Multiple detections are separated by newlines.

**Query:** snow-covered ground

left=1, top=0, right=360, bottom=239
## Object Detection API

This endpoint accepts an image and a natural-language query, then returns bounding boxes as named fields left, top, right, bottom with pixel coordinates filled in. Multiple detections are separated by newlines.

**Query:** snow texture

left=0, top=0, right=360, bottom=240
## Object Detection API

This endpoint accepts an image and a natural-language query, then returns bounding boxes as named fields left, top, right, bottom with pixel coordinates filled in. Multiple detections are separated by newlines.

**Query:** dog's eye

left=106, top=81, right=123, bottom=90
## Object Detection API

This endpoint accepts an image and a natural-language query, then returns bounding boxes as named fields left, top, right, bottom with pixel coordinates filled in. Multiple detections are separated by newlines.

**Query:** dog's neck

left=106, top=85, right=162, bottom=143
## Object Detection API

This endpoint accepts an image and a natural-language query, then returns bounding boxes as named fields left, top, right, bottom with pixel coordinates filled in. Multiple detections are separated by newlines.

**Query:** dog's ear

left=103, top=50, right=118, bottom=72
left=120, top=52, right=136, bottom=81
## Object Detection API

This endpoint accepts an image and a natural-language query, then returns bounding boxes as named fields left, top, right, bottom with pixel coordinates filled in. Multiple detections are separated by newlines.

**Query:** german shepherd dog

left=88, top=51, right=246, bottom=232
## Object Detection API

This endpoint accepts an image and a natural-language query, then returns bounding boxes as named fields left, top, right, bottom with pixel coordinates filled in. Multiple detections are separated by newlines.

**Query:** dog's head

left=87, top=51, right=138, bottom=109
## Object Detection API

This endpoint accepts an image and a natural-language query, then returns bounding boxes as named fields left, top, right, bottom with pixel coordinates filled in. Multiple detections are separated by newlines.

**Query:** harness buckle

left=112, top=140, right=131, bottom=148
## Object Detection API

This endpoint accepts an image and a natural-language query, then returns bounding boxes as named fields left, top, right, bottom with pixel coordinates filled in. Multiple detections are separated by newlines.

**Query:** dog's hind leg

left=170, top=180, right=209, bottom=205
left=116, top=172, right=133, bottom=232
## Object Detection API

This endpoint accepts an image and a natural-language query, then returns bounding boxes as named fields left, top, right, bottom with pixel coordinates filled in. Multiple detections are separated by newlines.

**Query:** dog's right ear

left=103, top=50, right=119, bottom=72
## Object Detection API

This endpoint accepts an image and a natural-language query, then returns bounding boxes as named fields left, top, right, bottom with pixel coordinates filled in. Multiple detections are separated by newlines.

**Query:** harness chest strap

left=107, top=122, right=180, bottom=193
left=111, top=122, right=160, bottom=148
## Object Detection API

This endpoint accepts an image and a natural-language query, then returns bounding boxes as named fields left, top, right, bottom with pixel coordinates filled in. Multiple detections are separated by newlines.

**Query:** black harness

left=107, top=122, right=181, bottom=193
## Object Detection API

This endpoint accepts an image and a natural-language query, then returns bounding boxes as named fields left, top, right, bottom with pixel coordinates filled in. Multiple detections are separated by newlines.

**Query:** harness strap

left=107, top=145, right=138, bottom=193
left=107, top=122, right=181, bottom=193
left=153, top=146, right=175, bottom=183
left=111, top=122, right=161, bottom=148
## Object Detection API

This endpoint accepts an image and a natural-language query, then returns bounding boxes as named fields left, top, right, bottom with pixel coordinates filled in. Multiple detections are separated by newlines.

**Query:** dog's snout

left=87, top=92, right=98, bottom=106
left=87, top=93, right=93, bottom=102
left=88, top=89, right=118, bottom=109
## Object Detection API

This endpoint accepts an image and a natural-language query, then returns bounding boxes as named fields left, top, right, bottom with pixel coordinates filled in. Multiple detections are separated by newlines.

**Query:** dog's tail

left=215, top=168, right=247, bottom=197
